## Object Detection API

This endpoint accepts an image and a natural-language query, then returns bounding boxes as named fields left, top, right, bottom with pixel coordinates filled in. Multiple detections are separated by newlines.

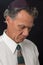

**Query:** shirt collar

left=1, top=32, right=18, bottom=54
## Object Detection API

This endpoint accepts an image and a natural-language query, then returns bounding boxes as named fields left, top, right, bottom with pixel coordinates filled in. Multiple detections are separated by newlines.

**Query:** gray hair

left=4, top=7, right=38, bottom=19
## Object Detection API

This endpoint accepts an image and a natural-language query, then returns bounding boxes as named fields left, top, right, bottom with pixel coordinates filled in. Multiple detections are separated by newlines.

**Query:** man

left=0, top=0, right=40, bottom=65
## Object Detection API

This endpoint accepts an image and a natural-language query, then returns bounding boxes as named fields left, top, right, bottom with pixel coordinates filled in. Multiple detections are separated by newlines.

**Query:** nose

left=22, top=28, right=29, bottom=37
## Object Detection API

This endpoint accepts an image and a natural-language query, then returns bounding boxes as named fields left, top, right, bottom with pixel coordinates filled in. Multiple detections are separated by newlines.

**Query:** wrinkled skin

left=5, top=10, right=34, bottom=43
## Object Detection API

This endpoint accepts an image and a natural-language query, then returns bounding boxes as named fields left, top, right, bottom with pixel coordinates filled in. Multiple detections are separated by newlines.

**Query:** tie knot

left=16, top=45, right=21, bottom=50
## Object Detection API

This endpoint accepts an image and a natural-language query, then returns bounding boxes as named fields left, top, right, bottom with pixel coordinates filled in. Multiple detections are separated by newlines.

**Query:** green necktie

left=16, top=45, right=25, bottom=65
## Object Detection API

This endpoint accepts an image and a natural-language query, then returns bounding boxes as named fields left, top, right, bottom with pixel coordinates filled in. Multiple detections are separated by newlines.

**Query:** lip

left=21, top=37, right=26, bottom=40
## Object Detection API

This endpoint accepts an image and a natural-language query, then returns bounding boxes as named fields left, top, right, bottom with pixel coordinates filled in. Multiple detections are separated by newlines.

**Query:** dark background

left=0, top=0, right=43, bottom=65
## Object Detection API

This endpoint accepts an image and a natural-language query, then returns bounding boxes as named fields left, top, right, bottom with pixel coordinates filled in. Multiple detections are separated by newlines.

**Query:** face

left=6, top=10, right=34, bottom=43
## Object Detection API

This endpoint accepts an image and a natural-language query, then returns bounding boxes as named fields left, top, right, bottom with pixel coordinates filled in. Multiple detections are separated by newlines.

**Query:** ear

left=6, top=16, right=12, bottom=24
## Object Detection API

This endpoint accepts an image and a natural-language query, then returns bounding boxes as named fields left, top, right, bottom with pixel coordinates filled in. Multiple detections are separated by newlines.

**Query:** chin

left=17, top=39, right=25, bottom=43
left=14, top=38, right=25, bottom=43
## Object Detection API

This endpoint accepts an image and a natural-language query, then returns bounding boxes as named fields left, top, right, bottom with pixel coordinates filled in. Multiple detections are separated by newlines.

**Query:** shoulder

left=0, top=35, right=3, bottom=44
left=0, top=35, right=6, bottom=50
left=0, top=35, right=4, bottom=45
left=23, top=39, right=36, bottom=47
left=0, top=35, right=7, bottom=56
left=22, top=39, right=39, bottom=57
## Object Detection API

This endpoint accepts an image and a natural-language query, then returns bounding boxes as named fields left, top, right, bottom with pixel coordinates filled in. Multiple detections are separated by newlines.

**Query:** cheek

left=12, top=23, right=23, bottom=36
left=14, top=30, right=23, bottom=36
left=14, top=30, right=23, bottom=40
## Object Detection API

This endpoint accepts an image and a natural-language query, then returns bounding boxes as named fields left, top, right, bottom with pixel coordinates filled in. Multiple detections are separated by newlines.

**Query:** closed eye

left=18, top=25, right=25, bottom=29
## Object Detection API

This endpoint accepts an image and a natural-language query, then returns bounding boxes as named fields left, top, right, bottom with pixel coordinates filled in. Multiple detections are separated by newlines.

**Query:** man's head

left=4, top=0, right=38, bottom=43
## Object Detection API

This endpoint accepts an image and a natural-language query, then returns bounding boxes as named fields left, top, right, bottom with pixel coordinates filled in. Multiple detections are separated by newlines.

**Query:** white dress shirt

left=0, top=32, right=40, bottom=65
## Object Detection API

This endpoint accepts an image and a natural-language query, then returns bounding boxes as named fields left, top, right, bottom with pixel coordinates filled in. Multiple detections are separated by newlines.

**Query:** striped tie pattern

left=16, top=45, right=25, bottom=65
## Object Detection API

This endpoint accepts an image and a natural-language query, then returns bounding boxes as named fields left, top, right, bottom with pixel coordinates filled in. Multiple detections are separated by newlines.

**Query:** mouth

left=20, top=37, right=26, bottom=41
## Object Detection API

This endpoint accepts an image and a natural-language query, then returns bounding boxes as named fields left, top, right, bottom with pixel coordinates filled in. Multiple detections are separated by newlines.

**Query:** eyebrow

left=18, top=24, right=34, bottom=29
left=18, top=24, right=28, bottom=26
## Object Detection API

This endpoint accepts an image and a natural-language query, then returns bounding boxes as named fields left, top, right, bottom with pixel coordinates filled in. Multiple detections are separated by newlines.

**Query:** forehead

left=13, top=10, right=34, bottom=27
left=16, top=10, right=33, bottom=19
